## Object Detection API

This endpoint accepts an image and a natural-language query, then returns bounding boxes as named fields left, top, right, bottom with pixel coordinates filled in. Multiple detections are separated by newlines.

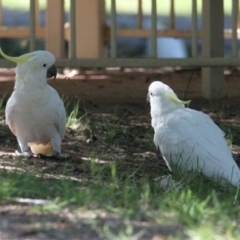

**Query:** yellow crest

left=166, top=92, right=191, bottom=106
left=0, top=48, right=33, bottom=63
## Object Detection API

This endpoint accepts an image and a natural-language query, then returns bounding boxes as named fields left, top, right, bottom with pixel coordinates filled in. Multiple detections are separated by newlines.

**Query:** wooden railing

left=0, top=0, right=239, bottom=99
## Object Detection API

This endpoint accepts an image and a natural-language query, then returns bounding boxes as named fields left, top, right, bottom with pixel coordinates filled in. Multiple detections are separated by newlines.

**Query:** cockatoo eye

left=147, top=92, right=154, bottom=100
left=43, top=63, right=47, bottom=67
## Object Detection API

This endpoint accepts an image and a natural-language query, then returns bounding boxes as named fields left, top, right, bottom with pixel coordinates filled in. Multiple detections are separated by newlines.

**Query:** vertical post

left=35, top=0, right=40, bottom=27
left=29, top=0, right=36, bottom=51
left=238, top=0, right=240, bottom=29
left=202, top=0, right=224, bottom=99
left=75, top=0, right=105, bottom=58
left=70, top=0, right=76, bottom=58
left=151, top=0, right=157, bottom=58
left=0, top=0, right=2, bottom=26
left=137, top=0, right=143, bottom=29
left=169, top=0, right=175, bottom=29
left=232, top=0, right=239, bottom=57
left=45, top=0, right=64, bottom=58
left=110, top=0, right=117, bottom=58
left=191, top=0, right=197, bottom=57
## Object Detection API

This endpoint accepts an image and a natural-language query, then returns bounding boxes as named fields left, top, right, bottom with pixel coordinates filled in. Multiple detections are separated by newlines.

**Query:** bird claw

left=15, top=150, right=32, bottom=158
left=36, top=151, right=69, bottom=160
left=155, top=175, right=182, bottom=189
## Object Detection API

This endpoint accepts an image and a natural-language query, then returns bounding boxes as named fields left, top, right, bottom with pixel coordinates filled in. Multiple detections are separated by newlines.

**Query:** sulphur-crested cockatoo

left=1, top=48, right=66, bottom=158
left=148, top=81, right=240, bottom=187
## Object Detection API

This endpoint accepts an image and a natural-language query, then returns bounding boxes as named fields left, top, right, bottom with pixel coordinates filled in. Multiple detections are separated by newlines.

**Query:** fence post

left=45, top=0, right=64, bottom=58
left=75, top=0, right=105, bottom=58
left=202, top=0, right=224, bottom=99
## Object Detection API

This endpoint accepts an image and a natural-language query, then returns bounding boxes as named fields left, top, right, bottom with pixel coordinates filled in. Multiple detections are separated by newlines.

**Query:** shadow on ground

left=1, top=98, right=240, bottom=239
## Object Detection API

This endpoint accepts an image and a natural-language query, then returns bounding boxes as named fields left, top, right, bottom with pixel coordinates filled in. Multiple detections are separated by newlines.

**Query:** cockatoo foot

left=15, top=150, right=31, bottom=158
left=37, top=152, right=58, bottom=159
left=155, top=175, right=182, bottom=189
left=36, top=151, right=70, bottom=160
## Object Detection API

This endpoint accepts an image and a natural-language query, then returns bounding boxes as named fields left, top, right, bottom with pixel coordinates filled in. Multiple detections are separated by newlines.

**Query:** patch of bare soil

left=1, top=97, right=240, bottom=239
left=0, top=104, right=167, bottom=179
left=0, top=104, right=173, bottom=240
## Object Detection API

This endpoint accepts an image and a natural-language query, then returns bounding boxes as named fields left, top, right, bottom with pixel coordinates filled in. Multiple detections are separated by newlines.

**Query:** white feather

left=149, top=81, right=240, bottom=187
left=5, top=50, right=66, bottom=156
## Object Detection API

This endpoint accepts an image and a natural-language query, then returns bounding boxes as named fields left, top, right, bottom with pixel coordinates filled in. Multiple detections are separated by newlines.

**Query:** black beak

left=47, top=65, right=57, bottom=79
left=146, top=92, right=150, bottom=102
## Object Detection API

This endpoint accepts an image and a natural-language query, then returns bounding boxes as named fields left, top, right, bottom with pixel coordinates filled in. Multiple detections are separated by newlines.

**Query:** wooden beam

left=137, top=0, right=143, bottom=29
left=169, top=0, right=175, bottom=29
left=0, top=27, right=44, bottom=38
left=75, top=0, right=105, bottom=58
left=202, top=0, right=224, bottom=99
left=116, top=29, right=201, bottom=38
left=29, top=0, right=36, bottom=51
left=35, top=0, right=40, bottom=27
left=0, top=0, right=2, bottom=27
left=0, top=27, right=236, bottom=41
left=2, top=70, right=240, bottom=104
left=45, top=0, right=64, bottom=58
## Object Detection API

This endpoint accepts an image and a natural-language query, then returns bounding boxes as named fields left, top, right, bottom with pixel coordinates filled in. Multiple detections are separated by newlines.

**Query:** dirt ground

left=0, top=102, right=180, bottom=240
left=1, top=77, right=240, bottom=239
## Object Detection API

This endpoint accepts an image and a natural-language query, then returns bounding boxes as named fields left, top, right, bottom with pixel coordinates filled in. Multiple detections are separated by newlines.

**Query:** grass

left=66, top=99, right=85, bottom=130
left=0, top=162, right=240, bottom=239
left=0, top=93, right=7, bottom=110
left=103, top=110, right=129, bottom=145
left=1, top=97, right=240, bottom=239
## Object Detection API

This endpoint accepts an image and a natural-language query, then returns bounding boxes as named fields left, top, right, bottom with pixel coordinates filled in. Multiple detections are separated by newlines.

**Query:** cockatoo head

left=148, top=81, right=191, bottom=116
left=0, top=48, right=57, bottom=88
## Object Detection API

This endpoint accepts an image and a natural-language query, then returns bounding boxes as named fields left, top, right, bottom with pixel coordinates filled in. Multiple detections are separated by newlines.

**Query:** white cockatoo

left=148, top=81, right=240, bottom=187
left=1, top=48, right=66, bottom=158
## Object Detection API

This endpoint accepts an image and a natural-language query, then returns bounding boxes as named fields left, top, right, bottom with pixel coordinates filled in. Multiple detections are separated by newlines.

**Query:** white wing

left=30, top=86, right=66, bottom=139
left=5, top=93, right=19, bottom=135
left=154, top=108, right=240, bottom=186
left=46, top=86, right=66, bottom=138
left=6, top=86, right=66, bottom=143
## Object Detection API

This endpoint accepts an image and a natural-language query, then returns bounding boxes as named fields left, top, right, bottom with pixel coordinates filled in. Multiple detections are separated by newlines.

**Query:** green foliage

left=0, top=38, right=45, bottom=56
left=1, top=92, right=240, bottom=239
left=220, top=124, right=240, bottom=147
left=0, top=93, right=7, bottom=110
left=66, top=100, right=81, bottom=129
left=1, top=160, right=240, bottom=239
left=2, top=0, right=234, bottom=16
left=62, top=96, right=88, bottom=130
left=104, top=123, right=119, bottom=144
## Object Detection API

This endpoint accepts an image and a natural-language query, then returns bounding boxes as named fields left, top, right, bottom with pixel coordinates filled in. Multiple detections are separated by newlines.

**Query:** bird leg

left=16, top=141, right=32, bottom=157
left=155, top=175, right=182, bottom=189
left=15, top=150, right=32, bottom=158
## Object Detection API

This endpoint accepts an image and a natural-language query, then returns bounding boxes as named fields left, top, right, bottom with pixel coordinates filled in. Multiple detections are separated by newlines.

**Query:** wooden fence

left=0, top=0, right=239, bottom=99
